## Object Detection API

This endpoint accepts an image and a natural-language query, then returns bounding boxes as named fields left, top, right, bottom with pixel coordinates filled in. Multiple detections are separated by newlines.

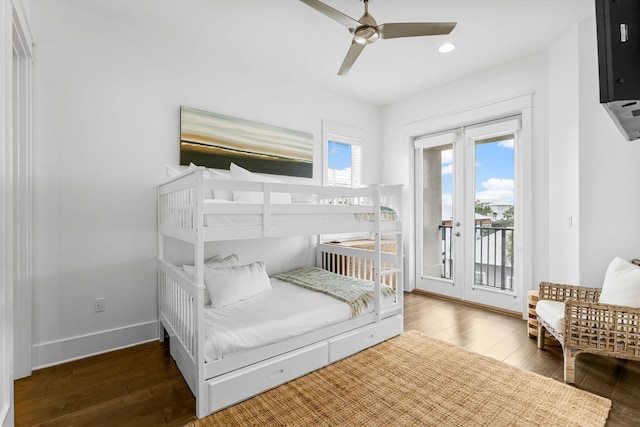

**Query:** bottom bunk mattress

left=203, top=278, right=396, bottom=362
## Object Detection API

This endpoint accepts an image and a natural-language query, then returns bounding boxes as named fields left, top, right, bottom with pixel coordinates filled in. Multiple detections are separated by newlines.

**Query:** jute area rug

left=186, top=331, right=611, bottom=427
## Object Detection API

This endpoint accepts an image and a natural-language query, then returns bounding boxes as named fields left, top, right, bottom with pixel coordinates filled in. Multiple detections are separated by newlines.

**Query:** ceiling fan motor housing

left=353, top=8, right=379, bottom=45
left=354, top=25, right=379, bottom=44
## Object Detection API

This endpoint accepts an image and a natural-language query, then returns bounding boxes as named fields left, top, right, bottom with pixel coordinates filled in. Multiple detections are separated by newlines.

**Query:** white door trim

left=406, top=93, right=533, bottom=137
left=406, top=93, right=533, bottom=317
left=11, top=0, right=34, bottom=380
left=2, top=0, right=33, bottom=424
left=1, top=1, right=14, bottom=423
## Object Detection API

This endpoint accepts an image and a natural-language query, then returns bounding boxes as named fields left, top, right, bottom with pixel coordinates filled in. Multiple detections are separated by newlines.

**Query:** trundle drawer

left=328, top=315, right=402, bottom=363
left=207, top=342, right=328, bottom=412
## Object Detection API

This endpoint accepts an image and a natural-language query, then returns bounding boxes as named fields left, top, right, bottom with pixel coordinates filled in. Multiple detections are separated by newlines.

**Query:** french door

left=414, top=117, right=523, bottom=313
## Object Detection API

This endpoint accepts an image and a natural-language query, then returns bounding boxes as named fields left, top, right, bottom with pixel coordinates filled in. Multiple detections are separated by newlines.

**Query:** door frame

left=413, top=130, right=462, bottom=300
left=11, top=0, right=34, bottom=380
left=461, top=118, right=523, bottom=312
left=1, top=0, right=33, bottom=423
left=406, top=94, right=533, bottom=317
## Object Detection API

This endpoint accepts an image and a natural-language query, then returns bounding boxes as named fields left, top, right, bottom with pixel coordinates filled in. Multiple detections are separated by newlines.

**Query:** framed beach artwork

left=180, top=106, right=313, bottom=178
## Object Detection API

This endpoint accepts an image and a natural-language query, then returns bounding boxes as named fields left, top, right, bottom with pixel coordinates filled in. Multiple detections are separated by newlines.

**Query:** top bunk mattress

left=203, top=278, right=396, bottom=362
left=203, top=200, right=398, bottom=227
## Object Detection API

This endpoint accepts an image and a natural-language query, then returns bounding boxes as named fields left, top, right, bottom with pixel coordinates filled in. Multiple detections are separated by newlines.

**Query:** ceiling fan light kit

left=300, top=0, right=457, bottom=75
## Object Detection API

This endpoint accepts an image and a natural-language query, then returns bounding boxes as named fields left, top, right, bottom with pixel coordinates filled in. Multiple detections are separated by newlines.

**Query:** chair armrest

left=564, top=299, right=640, bottom=356
left=539, top=282, right=601, bottom=303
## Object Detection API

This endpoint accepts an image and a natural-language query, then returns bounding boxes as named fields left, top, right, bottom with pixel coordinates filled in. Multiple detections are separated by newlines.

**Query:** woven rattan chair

left=536, top=281, right=640, bottom=383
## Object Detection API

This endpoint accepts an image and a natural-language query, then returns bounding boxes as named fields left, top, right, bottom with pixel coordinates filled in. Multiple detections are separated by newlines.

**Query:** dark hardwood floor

left=15, top=292, right=640, bottom=426
left=14, top=339, right=197, bottom=426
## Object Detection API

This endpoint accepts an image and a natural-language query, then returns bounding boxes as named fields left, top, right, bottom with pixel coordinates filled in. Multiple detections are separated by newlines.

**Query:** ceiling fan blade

left=378, top=22, right=457, bottom=39
left=338, top=41, right=366, bottom=76
left=299, top=0, right=360, bottom=30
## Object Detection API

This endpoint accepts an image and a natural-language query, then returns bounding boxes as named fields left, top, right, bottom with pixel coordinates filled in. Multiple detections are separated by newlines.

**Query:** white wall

left=30, top=0, right=383, bottom=368
left=547, top=23, right=581, bottom=284
left=577, top=18, right=640, bottom=286
left=381, top=51, right=550, bottom=293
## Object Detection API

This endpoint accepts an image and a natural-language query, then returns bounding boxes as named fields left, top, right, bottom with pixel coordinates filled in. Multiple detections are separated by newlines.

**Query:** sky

left=327, top=141, right=354, bottom=186
left=328, top=141, right=352, bottom=170
left=327, top=138, right=514, bottom=203
left=442, top=139, right=514, bottom=205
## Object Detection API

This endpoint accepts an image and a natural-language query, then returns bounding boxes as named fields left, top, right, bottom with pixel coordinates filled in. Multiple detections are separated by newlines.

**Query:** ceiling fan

left=299, top=0, right=457, bottom=76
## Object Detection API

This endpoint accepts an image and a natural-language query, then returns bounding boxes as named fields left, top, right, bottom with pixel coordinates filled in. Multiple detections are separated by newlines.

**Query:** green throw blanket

left=354, top=206, right=398, bottom=221
left=274, top=267, right=395, bottom=317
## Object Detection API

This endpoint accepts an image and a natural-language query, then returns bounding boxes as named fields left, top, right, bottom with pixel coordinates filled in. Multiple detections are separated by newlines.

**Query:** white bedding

left=203, top=200, right=396, bottom=227
left=204, top=212, right=356, bottom=227
left=203, top=278, right=395, bottom=362
left=204, top=199, right=351, bottom=227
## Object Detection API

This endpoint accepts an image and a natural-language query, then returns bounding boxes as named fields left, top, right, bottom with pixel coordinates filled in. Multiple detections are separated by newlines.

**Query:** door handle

left=455, top=232, right=461, bottom=237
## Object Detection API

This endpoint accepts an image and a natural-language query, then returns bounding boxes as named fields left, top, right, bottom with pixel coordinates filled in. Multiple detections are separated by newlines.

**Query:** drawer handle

left=270, top=369, right=284, bottom=379
left=365, top=333, right=375, bottom=341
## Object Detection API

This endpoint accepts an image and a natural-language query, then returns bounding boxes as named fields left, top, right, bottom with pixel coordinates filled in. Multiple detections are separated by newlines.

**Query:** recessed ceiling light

left=438, top=43, right=456, bottom=54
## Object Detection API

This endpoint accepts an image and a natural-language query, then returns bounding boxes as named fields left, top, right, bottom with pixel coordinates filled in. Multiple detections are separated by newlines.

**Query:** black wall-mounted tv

left=595, top=0, right=640, bottom=140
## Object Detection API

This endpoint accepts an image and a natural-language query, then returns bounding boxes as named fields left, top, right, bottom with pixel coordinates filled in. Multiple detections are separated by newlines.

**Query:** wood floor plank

left=15, top=291, right=637, bottom=426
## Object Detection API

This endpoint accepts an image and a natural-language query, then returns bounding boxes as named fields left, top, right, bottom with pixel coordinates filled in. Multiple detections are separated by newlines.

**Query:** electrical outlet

left=95, top=297, right=106, bottom=313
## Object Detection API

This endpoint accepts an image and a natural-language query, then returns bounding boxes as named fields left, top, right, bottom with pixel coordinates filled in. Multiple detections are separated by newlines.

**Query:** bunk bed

left=157, top=167, right=404, bottom=418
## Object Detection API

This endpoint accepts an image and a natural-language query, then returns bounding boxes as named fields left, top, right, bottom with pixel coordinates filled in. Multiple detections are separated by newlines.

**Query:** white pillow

left=207, top=168, right=233, bottom=201
left=599, top=257, right=640, bottom=308
left=188, top=163, right=211, bottom=179
left=208, top=168, right=231, bottom=179
left=229, top=163, right=291, bottom=204
left=204, top=261, right=272, bottom=308
left=182, top=254, right=240, bottom=276
left=187, top=163, right=234, bottom=201
left=166, top=165, right=185, bottom=179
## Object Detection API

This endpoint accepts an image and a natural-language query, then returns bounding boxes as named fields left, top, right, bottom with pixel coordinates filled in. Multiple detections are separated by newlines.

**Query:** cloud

left=441, top=150, right=453, bottom=163
left=498, top=139, right=514, bottom=149
left=442, top=163, right=453, bottom=175
left=483, top=178, right=513, bottom=190
left=476, top=178, right=514, bottom=203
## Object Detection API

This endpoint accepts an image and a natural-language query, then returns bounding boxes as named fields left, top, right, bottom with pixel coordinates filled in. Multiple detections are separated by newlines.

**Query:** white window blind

left=322, top=121, right=364, bottom=188
left=327, top=141, right=361, bottom=188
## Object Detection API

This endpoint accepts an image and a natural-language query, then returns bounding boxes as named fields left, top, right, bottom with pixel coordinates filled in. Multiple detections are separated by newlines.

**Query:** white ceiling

left=59, top=0, right=595, bottom=106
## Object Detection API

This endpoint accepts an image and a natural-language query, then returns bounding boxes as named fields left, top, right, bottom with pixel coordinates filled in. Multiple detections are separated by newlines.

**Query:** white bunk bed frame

left=157, top=169, right=404, bottom=418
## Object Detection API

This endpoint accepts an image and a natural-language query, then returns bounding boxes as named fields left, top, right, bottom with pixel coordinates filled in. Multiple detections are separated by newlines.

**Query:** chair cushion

left=599, top=257, right=640, bottom=308
left=536, top=300, right=565, bottom=337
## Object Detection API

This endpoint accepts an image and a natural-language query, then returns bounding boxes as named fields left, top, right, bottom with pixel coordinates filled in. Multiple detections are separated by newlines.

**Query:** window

left=327, top=141, right=361, bottom=187
left=322, top=121, right=363, bottom=188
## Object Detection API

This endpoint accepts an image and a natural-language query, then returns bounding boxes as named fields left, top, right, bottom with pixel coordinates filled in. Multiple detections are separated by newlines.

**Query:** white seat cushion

left=536, top=299, right=565, bottom=336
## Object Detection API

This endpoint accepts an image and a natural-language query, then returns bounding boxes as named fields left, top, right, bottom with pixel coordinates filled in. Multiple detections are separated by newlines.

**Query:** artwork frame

left=180, top=106, right=313, bottom=178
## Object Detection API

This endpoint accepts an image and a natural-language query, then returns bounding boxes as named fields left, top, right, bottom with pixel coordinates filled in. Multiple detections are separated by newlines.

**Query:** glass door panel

left=473, top=136, right=515, bottom=292
left=422, top=144, right=453, bottom=281
left=415, top=131, right=461, bottom=300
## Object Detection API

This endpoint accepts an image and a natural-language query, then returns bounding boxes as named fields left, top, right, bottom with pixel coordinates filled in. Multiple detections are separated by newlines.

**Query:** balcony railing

left=439, top=225, right=514, bottom=292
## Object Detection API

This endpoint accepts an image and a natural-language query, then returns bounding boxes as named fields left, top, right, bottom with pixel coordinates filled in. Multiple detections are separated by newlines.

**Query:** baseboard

left=32, top=321, right=160, bottom=370
left=411, top=289, right=522, bottom=318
